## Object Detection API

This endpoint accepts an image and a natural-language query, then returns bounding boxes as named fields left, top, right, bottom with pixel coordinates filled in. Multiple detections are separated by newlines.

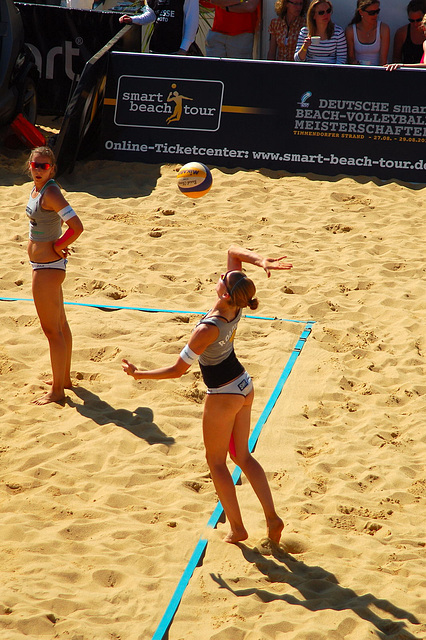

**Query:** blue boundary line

left=0, top=297, right=309, bottom=323
left=151, top=320, right=315, bottom=640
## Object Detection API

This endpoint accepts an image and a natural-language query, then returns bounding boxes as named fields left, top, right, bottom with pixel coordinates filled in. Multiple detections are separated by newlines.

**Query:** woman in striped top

left=294, top=0, right=347, bottom=64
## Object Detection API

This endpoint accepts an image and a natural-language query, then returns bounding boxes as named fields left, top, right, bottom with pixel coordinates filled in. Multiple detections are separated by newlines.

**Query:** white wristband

left=179, top=344, right=199, bottom=365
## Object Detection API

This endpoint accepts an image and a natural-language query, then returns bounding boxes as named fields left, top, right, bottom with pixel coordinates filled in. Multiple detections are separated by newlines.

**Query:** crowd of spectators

left=119, top=0, right=426, bottom=68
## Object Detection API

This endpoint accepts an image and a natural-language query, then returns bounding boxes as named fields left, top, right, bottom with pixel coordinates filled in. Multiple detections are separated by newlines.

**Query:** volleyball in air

left=177, top=162, right=212, bottom=198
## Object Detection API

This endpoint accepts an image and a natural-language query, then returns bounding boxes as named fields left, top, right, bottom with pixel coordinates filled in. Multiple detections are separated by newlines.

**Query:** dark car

left=0, top=0, right=39, bottom=126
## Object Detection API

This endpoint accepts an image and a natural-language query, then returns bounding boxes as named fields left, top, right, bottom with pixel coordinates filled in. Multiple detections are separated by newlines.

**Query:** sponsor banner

left=16, top=3, right=140, bottom=115
left=100, top=53, right=426, bottom=181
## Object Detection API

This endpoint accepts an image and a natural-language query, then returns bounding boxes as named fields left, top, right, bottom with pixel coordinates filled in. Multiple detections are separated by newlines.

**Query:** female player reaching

left=122, top=244, right=292, bottom=543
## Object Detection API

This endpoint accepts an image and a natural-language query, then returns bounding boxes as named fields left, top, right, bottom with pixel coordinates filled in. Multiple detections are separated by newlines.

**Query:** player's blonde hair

left=227, top=272, right=259, bottom=311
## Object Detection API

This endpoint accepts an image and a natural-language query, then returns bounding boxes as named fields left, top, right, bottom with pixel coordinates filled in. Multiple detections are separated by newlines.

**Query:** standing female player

left=122, top=244, right=292, bottom=544
left=26, top=146, right=83, bottom=405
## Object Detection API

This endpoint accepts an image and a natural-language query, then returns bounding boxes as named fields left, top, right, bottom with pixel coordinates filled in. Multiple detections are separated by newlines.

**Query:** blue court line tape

left=151, top=320, right=315, bottom=640
left=0, top=297, right=309, bottom=324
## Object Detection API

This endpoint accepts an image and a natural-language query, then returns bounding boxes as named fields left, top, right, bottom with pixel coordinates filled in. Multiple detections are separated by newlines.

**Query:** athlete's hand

left=384, top=63, right=402, bottom=72
left=122, top=359, right=137, bottom=377
left=53, top=243, right=69, bottom=259
left=261, top=256, right=293, bottom=276
left=119, top=15, right=133, bottom=23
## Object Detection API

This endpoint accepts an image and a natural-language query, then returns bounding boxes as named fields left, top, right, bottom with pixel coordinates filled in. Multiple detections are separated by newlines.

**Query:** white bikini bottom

left=206, top=370, right=253, bottom=396
left=30, top=258, right=67, bottom=271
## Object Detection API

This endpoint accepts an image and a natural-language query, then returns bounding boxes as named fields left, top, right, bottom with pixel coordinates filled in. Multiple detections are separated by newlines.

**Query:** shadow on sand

left=211, top=543, right=421, bottom=640
left=67, top=386, right=175, bottom=447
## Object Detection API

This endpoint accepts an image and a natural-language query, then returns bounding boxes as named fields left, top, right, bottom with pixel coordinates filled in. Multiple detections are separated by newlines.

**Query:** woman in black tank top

left=392, top=0, right=425, bottom=64
left=122, top=244, right=292, bottom=544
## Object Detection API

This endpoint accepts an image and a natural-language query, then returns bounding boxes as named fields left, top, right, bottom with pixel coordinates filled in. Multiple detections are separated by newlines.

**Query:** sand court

left=0, top=126, right=425, bottom=639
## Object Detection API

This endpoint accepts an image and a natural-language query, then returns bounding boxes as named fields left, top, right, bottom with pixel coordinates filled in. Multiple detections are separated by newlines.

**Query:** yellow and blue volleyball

left=177, top=162, right=212, bottom=198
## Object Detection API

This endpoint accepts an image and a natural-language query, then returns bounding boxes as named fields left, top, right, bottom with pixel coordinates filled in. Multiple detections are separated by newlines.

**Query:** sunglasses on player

left=30, top=162, right=52, bottom=170
left=317, top=7, right=332, bottom=15
left=408, top=17, right=423, bottom=22
left=362, top=8, right=380, bottom=15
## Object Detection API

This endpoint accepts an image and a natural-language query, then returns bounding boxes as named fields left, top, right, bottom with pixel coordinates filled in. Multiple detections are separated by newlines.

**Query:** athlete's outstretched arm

left=122, top=357, right=190, bottom=380
left=226, top=244, right=293, bottom=276
left=122, top=323, right=218, bottom=380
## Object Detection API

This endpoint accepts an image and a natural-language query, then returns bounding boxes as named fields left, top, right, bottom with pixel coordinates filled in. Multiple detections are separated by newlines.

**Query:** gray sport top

left=197, top=308, right=242, bottom=366
left=26, top=179, right=62, bottom=242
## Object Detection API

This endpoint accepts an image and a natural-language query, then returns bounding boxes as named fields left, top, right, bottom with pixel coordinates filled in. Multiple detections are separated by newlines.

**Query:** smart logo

left=298, top=91, right=312, bottom=108
left=114, top=76, right=224, bottom=131
left=26, top=40, right=81, bottom=81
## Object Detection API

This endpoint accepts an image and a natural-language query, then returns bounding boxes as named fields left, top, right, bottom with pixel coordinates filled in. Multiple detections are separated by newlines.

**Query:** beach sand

left=0, top=122, right=425, bottom=639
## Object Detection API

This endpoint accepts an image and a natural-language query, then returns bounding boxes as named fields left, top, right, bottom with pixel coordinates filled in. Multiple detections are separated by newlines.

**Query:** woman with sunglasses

left=294, top=0, right=347, bottom=64
left=122, top=244, right=292, bottom=544
left=345, top=0, right=389, bottom=66
left=26, top=146, right=83, bottom=405
left=386, top=13, right=426, bottom=70
left=392, top=0, right=426, bottom=65
left=267, top=0, right=308, bottom=61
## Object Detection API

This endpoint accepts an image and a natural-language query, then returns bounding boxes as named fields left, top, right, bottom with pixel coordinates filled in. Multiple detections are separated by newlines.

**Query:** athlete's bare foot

left=45, top=379, right=74, bottom=389
left=267, top=516, right=284, bottom=544
left=32, top=391, right=66, bottom=406
left=224, top=526, right=248, bottom=544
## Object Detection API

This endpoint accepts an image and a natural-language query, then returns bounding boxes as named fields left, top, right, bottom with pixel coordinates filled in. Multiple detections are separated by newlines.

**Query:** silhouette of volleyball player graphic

left=166, top=84, right=193, bottom=124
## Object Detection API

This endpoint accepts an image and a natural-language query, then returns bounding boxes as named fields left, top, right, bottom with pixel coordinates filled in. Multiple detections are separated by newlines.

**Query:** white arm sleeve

left=58, top=205, right=77, bottom=222
left=131, top=6, right=156, bottom=26
left=180, top=0, right=199, bottom=51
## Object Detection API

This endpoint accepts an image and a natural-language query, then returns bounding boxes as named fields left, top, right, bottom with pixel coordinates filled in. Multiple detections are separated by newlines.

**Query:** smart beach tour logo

left=114, top=76, right=224, bottom=132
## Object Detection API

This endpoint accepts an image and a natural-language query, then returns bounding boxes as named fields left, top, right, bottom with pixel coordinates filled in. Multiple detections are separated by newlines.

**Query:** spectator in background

left=203, top=0, right=261, bottom=59
left=294, top=0, right=346, bottom=63
left=386, top=13, right=426, bottom=69
left=345, top=0, right=389, bottom=66
left=392, top=0, right=426, bottom=64
left=268, top=0, right=307, bottom=61
left=119, top=0, right=199, bottom=55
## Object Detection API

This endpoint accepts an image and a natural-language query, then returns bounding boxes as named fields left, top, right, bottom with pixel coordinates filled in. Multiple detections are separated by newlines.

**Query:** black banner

left=101, top=53, right=426, bottom=182
left=16, top=3, right=140, bottom=115
left=53, top=25, right=139, bottom=176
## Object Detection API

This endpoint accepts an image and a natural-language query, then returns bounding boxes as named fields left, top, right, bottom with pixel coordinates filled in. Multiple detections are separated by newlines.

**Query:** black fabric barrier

left=53, top=25, right=136, bottom=176
left=100, top=53, right=426, bottom=182
left=15, top=3, right=140, bottom=115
